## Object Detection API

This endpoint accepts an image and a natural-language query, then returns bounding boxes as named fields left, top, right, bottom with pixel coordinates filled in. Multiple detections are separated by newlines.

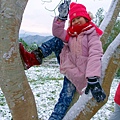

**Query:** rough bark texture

left=0, top=0, right=38, bottom=119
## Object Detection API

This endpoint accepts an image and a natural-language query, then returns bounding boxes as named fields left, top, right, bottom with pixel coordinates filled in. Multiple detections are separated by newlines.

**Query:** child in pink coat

left=19, top=1, right=106, bottom=120
left=52, top=2, right=106, bottom=100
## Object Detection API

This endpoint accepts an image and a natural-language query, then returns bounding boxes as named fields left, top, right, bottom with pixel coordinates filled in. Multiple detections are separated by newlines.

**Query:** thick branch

left=63, top=33, right=120, bottom=120
left=0, top=0, right=38, bottom=120
left=100, top=0, right=120, bottom=45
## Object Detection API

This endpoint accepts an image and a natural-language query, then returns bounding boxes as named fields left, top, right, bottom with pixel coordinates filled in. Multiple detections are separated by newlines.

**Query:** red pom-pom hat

left=69, top=2, right=91, bottom=22
left=68, top=2, right=103, bottom=36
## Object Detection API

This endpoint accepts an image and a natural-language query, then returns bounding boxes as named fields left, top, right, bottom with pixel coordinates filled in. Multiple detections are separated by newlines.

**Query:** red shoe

left=19, top=43, right=42, bottom=70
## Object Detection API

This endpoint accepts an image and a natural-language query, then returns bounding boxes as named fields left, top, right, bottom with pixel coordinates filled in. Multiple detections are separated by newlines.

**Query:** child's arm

left=52, top=0, right=71, bottom=42
left=86, top=33, right=103, bottom=78
left=85, top=31, right=106, bottom=102
left=52, top=17, right=68, bottom=43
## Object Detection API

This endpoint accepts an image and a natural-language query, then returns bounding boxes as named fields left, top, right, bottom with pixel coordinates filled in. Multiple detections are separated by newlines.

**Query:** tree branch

left=63, top=33, right=120, bottom=120
left=100, top=0, right=120, bottom=45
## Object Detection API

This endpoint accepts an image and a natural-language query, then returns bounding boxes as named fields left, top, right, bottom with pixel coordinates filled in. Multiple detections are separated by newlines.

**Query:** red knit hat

left=69, top=2, right=91, bottom=22
left=68, top=2, right=103, bottom=36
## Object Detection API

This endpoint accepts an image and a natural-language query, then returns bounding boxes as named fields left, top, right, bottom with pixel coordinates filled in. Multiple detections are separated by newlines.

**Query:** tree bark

left=63, top=33, right=120, bottom=120
left=0, top=0, right=38, bottom=119
left=100, top=0, right=120, bottom=45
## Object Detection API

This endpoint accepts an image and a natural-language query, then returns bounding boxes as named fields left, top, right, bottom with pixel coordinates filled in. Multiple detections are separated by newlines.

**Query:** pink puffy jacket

left=114, top=83, right=120, bottom=105
left=52, top=18, right=103, bottom=94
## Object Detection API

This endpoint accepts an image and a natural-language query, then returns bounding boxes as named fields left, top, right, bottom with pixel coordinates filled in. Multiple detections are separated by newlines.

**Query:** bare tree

left=0, top=0, right=119, bottom=120
left=0, top=0, right=38, bottom=120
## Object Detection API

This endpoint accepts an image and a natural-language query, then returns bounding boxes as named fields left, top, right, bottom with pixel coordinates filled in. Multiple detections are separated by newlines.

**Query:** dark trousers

left=39, top=37, right=76, bottom=120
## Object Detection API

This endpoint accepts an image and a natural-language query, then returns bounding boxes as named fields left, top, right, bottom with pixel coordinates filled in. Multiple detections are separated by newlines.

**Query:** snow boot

left=19, top=43, right=43, bottom=70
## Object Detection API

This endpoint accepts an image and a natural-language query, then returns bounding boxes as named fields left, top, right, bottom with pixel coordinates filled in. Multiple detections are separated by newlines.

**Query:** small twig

left=41, top=0, right=52, bottom=3
left=41, top=0, right=63, bottom=16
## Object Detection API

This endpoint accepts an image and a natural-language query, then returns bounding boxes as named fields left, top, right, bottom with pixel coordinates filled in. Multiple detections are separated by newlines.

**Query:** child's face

left=72, top=16, right=87, bottom=26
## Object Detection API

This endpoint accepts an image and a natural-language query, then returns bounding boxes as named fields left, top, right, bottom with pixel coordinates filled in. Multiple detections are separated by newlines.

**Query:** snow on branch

left=100, top=0, right=120, bottom=45
left=100, top=0, right=118, bottom=31
left=63, top=33, right=120, bottom=120
left=101, top=33, right=120, bottom=80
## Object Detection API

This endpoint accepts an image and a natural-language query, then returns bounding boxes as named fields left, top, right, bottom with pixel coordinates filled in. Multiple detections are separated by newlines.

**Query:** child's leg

left=19, top=37, right=63, bottom=69
left=39, top=37, right=63, bottom=64
left=109, top=103, right=120, bottom=120
left=48, top=76, right=76, bottom=120
left=40, top=37, right=75, bottom=119
left=20, top=37, right=74, bottom=120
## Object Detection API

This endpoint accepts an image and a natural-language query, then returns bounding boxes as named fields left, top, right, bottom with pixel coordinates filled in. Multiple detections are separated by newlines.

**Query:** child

left=109, top=83, right=120, bottom=120
left=52, top=2, right=106, bottom=101
left=19, top=1, right=106, bottom=120
left=19, top=37, right=76, bottom=120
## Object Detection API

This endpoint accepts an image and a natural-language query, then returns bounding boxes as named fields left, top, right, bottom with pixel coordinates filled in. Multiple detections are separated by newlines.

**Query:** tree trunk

left=0, top=0, right=38, bottom=119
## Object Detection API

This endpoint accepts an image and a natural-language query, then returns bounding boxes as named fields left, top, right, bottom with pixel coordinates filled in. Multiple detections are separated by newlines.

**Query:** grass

left=0, top=57, right=117, bottom=120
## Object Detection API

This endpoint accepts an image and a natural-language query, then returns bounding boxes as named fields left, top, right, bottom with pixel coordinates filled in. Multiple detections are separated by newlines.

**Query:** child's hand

left=58, top=0, right=71, bottom=21
left=85, top=77, right=106, bottom=102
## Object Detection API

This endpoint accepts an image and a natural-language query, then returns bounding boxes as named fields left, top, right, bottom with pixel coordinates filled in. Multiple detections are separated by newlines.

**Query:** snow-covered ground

left=0, top=65, right=119, bottom=120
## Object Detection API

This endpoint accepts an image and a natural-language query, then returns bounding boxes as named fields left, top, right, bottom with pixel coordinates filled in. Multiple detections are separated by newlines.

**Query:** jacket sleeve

left=52, top=17, right=68, bottom=42
left=86, top=31, right=103, bottom=78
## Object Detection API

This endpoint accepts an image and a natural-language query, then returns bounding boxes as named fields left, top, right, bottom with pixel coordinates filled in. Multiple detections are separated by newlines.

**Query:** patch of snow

left=0, top=66, right=119, bottom=120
